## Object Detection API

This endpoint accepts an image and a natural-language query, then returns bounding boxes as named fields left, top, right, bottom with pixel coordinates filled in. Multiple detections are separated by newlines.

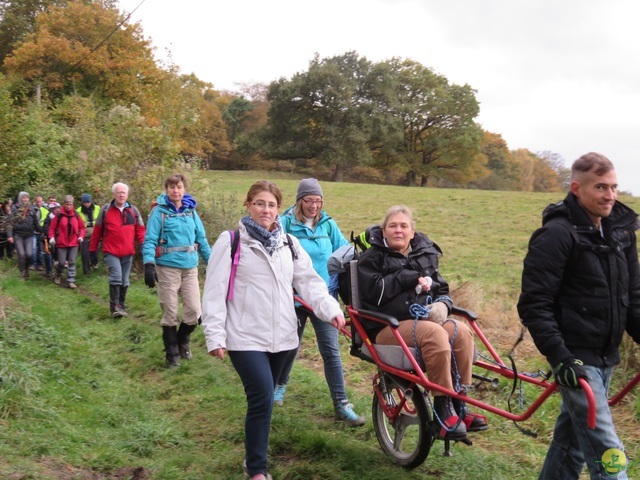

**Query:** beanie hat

left=81, top=193, right=92, bottom=203
left=296, top=178, right=323, bottom=201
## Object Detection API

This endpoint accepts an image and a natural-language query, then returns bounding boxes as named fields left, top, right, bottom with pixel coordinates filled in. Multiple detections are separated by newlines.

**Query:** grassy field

left=0, top=170, right=638, bottom=479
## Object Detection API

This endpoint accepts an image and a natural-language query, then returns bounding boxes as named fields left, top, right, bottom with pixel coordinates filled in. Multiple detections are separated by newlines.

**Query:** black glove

left=553, top=359, right=588, bottom=389
left=144, top=263, right=157, bottom=288
left=89, top=251, right=98, bottom=267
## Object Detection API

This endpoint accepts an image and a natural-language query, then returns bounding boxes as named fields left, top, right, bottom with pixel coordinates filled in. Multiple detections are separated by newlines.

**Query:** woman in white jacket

left=201, top=180, right=345, bottom=480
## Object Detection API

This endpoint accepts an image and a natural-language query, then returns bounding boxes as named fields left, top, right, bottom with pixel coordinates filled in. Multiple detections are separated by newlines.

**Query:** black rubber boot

left=162, top=326, right=180, bottom=368
left=118, top=286, right=129, bottom=317
left=109, top=284, right=123, bottom=318
left=177, top=323, right=197, bottom=360
left=433, top=396, right=467, bottom=440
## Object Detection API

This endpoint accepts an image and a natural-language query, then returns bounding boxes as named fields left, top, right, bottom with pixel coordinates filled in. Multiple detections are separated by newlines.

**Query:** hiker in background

left=48, top=195, right=85, bottom=289
left=7, top=192, right=40, bottom=278
left=0, top=200, right=14, bottom=261
left=32, top=195, right=47, bottom=271
left=90, top=182, right=145, bottom=318
left=201, top=180, right=345, bottom=480
left=357, top=205, right=488, bottom=441
left=274, top=178, right=365, bottom=426
left=518, top=152, right=640, bottom=480
left=142, top=174, right=210, bottom=368
left=42, top=202, right=61, bottom=277
left=77, top=193, right=100, bottom=275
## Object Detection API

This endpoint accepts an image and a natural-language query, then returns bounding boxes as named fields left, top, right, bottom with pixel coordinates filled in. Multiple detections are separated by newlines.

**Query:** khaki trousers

left=156, top=265, right=201, bottom=327
left=375, top=319, right=474, bottom=393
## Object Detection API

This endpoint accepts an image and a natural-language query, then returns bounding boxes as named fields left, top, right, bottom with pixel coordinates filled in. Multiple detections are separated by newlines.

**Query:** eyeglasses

left=250, top=201, right=278, bottom=210
left=302, top=198, right=323, bottom=206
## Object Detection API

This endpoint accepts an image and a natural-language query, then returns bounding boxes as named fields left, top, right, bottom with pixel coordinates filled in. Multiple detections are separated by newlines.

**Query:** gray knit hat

left=296, top=178, right=323, bottom=201
left=81, top=193, right=92, bottom=203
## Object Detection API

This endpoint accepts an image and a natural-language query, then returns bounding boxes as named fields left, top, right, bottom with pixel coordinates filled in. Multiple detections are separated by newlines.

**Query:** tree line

left=0, top=0, right=569, bottom=206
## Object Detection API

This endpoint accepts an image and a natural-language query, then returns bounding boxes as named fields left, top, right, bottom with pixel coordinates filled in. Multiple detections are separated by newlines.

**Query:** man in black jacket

left=518, top=152, right=640, bottom=479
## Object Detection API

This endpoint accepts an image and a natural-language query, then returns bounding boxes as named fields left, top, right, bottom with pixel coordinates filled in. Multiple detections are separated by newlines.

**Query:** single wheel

left=372, top=379, right=433, bottom=468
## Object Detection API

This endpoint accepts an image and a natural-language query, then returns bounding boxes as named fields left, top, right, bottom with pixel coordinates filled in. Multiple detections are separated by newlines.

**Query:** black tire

left=372, top=380, right=433, bottom=468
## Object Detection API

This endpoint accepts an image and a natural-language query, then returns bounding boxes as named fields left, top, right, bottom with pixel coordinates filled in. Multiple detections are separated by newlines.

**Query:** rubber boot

left=177, top=323, right=197, bottom=360
left=433, top=396, right=467, bottom=440
left=109, top=284, right=123, bottom=318
left=118, top=286, right=129, bottom=317
left=162, top=326, right=180, bottom=368
left=18, top=257, right=26, bottom=277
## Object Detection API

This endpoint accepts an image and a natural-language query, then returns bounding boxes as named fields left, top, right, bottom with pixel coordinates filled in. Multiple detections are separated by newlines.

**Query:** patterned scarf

left=241, top=215, right=282, bottom=256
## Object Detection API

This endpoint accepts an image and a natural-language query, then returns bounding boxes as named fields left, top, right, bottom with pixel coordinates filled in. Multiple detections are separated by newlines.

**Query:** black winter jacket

left=7, top=204, right=40, bottom=238
left=357, top=226, right=453, bottom=340
left=517, top=193, right=640, bottom=368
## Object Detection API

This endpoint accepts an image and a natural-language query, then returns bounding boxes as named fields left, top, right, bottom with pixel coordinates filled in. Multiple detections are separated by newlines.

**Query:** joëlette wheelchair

left=295, top=259, right=640, bottom=469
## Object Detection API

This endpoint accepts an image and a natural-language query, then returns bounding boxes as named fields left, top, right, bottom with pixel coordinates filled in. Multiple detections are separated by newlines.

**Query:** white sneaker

left=68, top=282, right=77, bottom=289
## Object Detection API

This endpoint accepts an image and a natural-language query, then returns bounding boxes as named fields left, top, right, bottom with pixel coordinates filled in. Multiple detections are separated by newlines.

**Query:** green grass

left=0, top=171, right=638, bottom=479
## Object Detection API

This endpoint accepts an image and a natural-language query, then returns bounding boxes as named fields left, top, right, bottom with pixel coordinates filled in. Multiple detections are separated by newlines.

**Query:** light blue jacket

left=281, top=206, right=348, bottom=285
left=142, top=193, right=211, bottom=268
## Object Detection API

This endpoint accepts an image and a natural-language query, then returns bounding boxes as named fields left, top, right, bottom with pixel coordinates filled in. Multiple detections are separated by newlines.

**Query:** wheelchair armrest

left=355, top=308, right=400, bottom=328
left=451, top=305, right=477, bottom=321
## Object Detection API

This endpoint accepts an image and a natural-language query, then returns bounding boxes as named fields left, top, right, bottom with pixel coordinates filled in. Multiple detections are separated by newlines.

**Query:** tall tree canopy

left=3, top=0, right=160, bottom=108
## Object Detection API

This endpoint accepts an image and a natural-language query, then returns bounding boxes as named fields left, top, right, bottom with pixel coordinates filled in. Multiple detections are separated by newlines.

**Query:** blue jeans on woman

left=229, top=349, right=293, bottom=478
left=539, top=364, right=627, bottom=480
left=276, top=308, right=347, bottom=404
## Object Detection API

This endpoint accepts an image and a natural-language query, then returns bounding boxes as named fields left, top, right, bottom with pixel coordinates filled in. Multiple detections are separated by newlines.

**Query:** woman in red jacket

left=48, top=195, right=85, bottom=289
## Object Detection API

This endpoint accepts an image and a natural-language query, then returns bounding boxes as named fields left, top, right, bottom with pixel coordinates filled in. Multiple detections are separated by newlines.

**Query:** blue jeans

left=229, top=349, right=292, bottom=477
left=103, top=253, right=132, bottom=286
left=539, top=365, right=627, bottom=480
left=276, top=308, right=347, bottom=405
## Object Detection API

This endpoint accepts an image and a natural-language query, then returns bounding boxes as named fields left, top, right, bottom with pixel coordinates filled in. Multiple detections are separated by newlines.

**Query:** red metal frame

left=293, top=295, right=610, bottom=430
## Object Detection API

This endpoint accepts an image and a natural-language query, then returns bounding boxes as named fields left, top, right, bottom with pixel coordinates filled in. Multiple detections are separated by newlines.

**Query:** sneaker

left=273, top=384, right=287, bottom=406
left=335, top=400, right=366, bottom=426
left=112, top=305, right=126, bottom=318
left=68, top=282, right=77, bottom=289
left=54, top=276, right=61, bottom=285
left=243, top=460, right=272, bottom=480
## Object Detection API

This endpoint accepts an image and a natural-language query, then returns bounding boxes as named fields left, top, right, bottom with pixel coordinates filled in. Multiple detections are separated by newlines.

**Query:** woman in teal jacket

left=142, top=174, right=211, bottom=368
left=273, top=178, right=364, bottom=426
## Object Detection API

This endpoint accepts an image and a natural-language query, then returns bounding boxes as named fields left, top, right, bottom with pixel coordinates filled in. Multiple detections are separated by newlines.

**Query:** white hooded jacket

left=201, top=223, right=343, bottom=353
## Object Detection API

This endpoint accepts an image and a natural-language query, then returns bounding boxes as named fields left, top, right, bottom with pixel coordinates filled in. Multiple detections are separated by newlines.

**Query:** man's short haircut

left=571, top=152, right=614, bottom=181
left=164, top=174, right=187, bottom=190
left=112, top=182, right=129, bottom=194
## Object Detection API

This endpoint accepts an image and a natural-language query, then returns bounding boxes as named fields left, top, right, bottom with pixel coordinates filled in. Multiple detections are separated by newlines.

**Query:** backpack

left=95, top=203, right=142, bottom=242
left=226, top=229, right=298, bottom=301
left=327, top=229, right=374, bottom=305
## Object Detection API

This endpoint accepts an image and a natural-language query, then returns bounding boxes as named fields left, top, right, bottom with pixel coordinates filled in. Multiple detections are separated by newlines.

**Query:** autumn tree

left=512, top=148, right=563, bottom=192
left=3, top=0, right=161, bottom=108
left=0, top=0, right=68, bottom=66
left=474, top=131, right=520, bottom=190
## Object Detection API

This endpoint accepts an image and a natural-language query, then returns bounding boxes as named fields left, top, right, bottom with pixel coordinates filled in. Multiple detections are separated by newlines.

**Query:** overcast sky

left=118, top=0, right=640, bottom=195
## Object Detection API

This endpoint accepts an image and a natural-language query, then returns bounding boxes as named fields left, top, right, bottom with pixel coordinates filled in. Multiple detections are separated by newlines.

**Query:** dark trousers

left=228, top=349, right=293, bottom=478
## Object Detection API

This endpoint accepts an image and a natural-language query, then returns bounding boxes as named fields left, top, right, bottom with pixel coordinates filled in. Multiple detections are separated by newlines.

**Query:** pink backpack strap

left=226, top=229, right=241, bottom=300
